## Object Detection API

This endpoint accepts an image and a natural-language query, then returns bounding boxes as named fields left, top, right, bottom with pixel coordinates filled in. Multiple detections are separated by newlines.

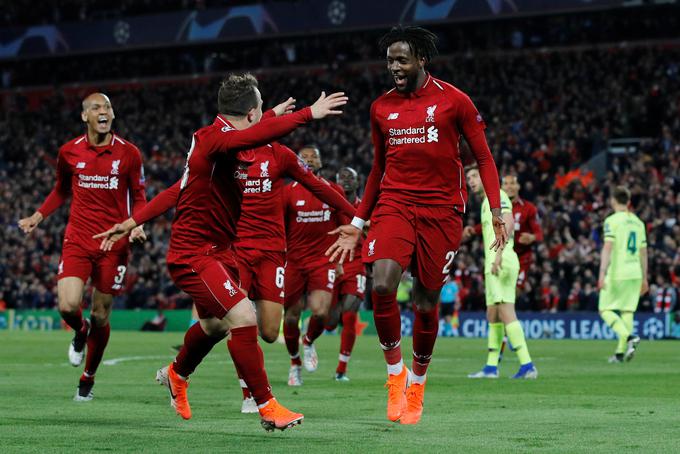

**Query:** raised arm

left=211, top=92, right=347, bottom=154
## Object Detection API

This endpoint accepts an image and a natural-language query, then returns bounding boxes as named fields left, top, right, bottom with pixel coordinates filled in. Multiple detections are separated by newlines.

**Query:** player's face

left=502, top=176, right=520, bottom=198
left=82, top=94, right=114, bottom=135
left=386, top=42, right=425, bottom=93
left=248, top=88, right=264, bottom=124
left=337, top=168, right=358, bottom=194
left=466, top=169, right=482, bottom=194
left=299, top=147, right=322, bottom=171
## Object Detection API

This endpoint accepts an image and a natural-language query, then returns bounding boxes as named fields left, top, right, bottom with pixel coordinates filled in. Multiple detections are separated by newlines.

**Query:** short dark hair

left=299, top=144, right=320, bottom=156
left=217, top=73, right=259, bottom=116
left=464, top=164, right=479, bottom=174
left=612, top=186, right=631, bottom=204
left=378, top=25, right=439, bottom=63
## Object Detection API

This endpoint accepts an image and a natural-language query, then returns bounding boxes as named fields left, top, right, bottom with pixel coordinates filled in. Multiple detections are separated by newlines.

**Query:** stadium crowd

left=1, top=43, right=678, bottom=313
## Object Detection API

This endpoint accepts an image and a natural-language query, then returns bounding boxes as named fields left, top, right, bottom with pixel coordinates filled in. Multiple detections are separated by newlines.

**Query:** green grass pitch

left=1, top=330, right=679, bottom=453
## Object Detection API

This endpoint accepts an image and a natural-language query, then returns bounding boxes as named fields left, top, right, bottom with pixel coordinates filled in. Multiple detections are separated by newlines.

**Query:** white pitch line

left=103, top=355, right=171, bottom=366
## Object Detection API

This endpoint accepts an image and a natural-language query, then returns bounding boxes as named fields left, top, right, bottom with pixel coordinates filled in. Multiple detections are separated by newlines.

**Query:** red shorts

left=236, top=247, right=285, bottom=304
left=58, top=238, right=129, bottom=296
left=363, top=202, right=463, bottom=290
left=167, top=247, right=246, bottom=320
left=335, top=259, right=367, bottom=300
left=284, top=257, right=337, bottom=308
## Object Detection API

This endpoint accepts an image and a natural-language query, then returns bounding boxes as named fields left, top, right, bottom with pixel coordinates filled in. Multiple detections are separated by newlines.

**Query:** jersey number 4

left=626, top=231, right=637, bottom=254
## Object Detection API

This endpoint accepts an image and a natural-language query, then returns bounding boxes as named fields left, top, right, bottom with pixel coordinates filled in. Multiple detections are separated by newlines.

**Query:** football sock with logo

left=505, top=320, right=532, bottom=365
left=601, top=310, right=630, bottom=353
left=303, top=315, right=325, bottom=345
left=486, top=322, right=505, bottom=367
left=174, top=323, right=223, bottom=378
left=283, top=320, right=302, bottom=366
left=227, top=326, right=274, bottom=405
left=336, top=311, right=357, bottom=374
left=412, top=304, right=439, bottom=378
left=84, top=318, right=110, bottom=377
left=372, top=290, right=402, bottom=370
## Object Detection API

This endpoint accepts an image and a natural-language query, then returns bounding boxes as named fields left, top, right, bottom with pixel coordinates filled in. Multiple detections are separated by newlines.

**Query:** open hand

left=272, top=97, right=296, bottom=116
left=325, top=224, right=361, bottom=264
left=310, top=91, right=349, bottom=119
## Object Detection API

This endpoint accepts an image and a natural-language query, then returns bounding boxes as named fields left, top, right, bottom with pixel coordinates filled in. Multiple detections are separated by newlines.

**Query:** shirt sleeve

left=261, top=109, right=276, bottom=120
left=528, top=203, right=543, bottom=241
left=37, top=147, right=71, bottom=218
left=209, top=107, right=313, bottom=156
left=279, top=146, right=356, bottom=220
left=127, top=146, right=147, bottom=216
left=458, top=94, right=501, bottom=210
left=603, top=218, right=614, bottom=242
left=131, top=180, right=181, bottom=225
left=355, top=101, right=385, bottom=222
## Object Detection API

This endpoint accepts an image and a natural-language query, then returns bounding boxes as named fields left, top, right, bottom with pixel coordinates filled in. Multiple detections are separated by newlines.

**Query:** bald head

left=81, top=92, right=114, bottom=137
left=337, top=166, right=359, bottom=195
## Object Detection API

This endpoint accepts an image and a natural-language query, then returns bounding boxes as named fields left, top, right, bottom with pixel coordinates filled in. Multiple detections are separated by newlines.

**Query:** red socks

left=174, top=323, right=222, bottom=378
left=303, top=315, right=325, bottom=346
left=336, top=311, right=357, bottom=374
left=84, top=319, right=110, bottom=377
left=412, top=304, right=439, bottom=377
left=60, top=308, right=86, bottom=334
left=283, top=320, right=302, bottom=366
left=372, top=290, right=402, bottom=365
left=227, top=326, right=273, bottom=405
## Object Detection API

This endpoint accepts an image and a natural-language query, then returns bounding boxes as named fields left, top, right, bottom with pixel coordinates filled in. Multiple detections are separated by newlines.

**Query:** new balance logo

left=76, top=162, right=86, bottom=169
left=296, top=200, right=305, bottom=206
left=426, top=126, right=439, bottom=143
left=387, top=113, right=399, bottom=120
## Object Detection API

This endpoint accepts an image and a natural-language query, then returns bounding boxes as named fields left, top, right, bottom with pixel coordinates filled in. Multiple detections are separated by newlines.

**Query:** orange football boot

left=259, top=398, right=304, bottom=431
left=156, top=363, right=191, bottom=420
left=400, top=381, right=425, bottom=425
left=385, top=367, right=409, bottom=422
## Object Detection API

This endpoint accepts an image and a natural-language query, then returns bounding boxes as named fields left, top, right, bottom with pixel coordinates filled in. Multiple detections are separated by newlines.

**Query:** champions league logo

left=643, top=318, right=664, bottom=339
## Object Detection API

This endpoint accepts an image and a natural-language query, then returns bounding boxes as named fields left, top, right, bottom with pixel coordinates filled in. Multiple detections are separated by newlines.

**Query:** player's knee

left=90, top=309, right=110, bottom=327
left=260, top=328, right=278, bottom=344
left=373, top=282, right=396, bottom=295
left=58, top=297, right=81, bottom=314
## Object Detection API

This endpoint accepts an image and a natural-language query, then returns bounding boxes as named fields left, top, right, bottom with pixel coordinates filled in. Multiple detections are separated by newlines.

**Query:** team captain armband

left=351, top=217, right=365, bottom=230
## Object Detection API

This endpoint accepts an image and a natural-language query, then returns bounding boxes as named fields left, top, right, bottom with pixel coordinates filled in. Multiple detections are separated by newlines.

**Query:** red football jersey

left=356, top=74, right=500, bottom=222
left=38, top=133, right=146, bottom=252
left=512, top=197, right=543, bottom=262
left=132, top=108, right=313, bottom=255
left=236, top=143, right=355, bottom=252
left=284, top=178, right=346, bottom=263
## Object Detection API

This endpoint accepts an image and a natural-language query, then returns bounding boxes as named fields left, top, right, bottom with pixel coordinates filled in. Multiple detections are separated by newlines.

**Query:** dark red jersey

left=512, top=197, right=543, bottom=263
left=235, top=143, right=355, bottom=252
left=356, top=74, right=500, bottom=222
left=132, top=108, right=313, bottom=256
left=284, top=178, right=346, bottom=263
left=38, top=133, right=146, bottom=252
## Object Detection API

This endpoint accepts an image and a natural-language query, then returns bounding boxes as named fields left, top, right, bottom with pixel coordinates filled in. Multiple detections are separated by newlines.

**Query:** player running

left=501, top=175, right=543, bottom=291
left=323, top=167, right=366, bottom=382
left=597, top=186, right=646, bottom=363
left=326, top=26, right=506, bottom=425
left=94, top=74, right=348, bottom=431
left=233, top=130, right=355, bottom=412
left=283, top=146, right=348, bottom=386
left=18, top=93, right=147, bottom=401
left=466, top=167, right=537, bottom=380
